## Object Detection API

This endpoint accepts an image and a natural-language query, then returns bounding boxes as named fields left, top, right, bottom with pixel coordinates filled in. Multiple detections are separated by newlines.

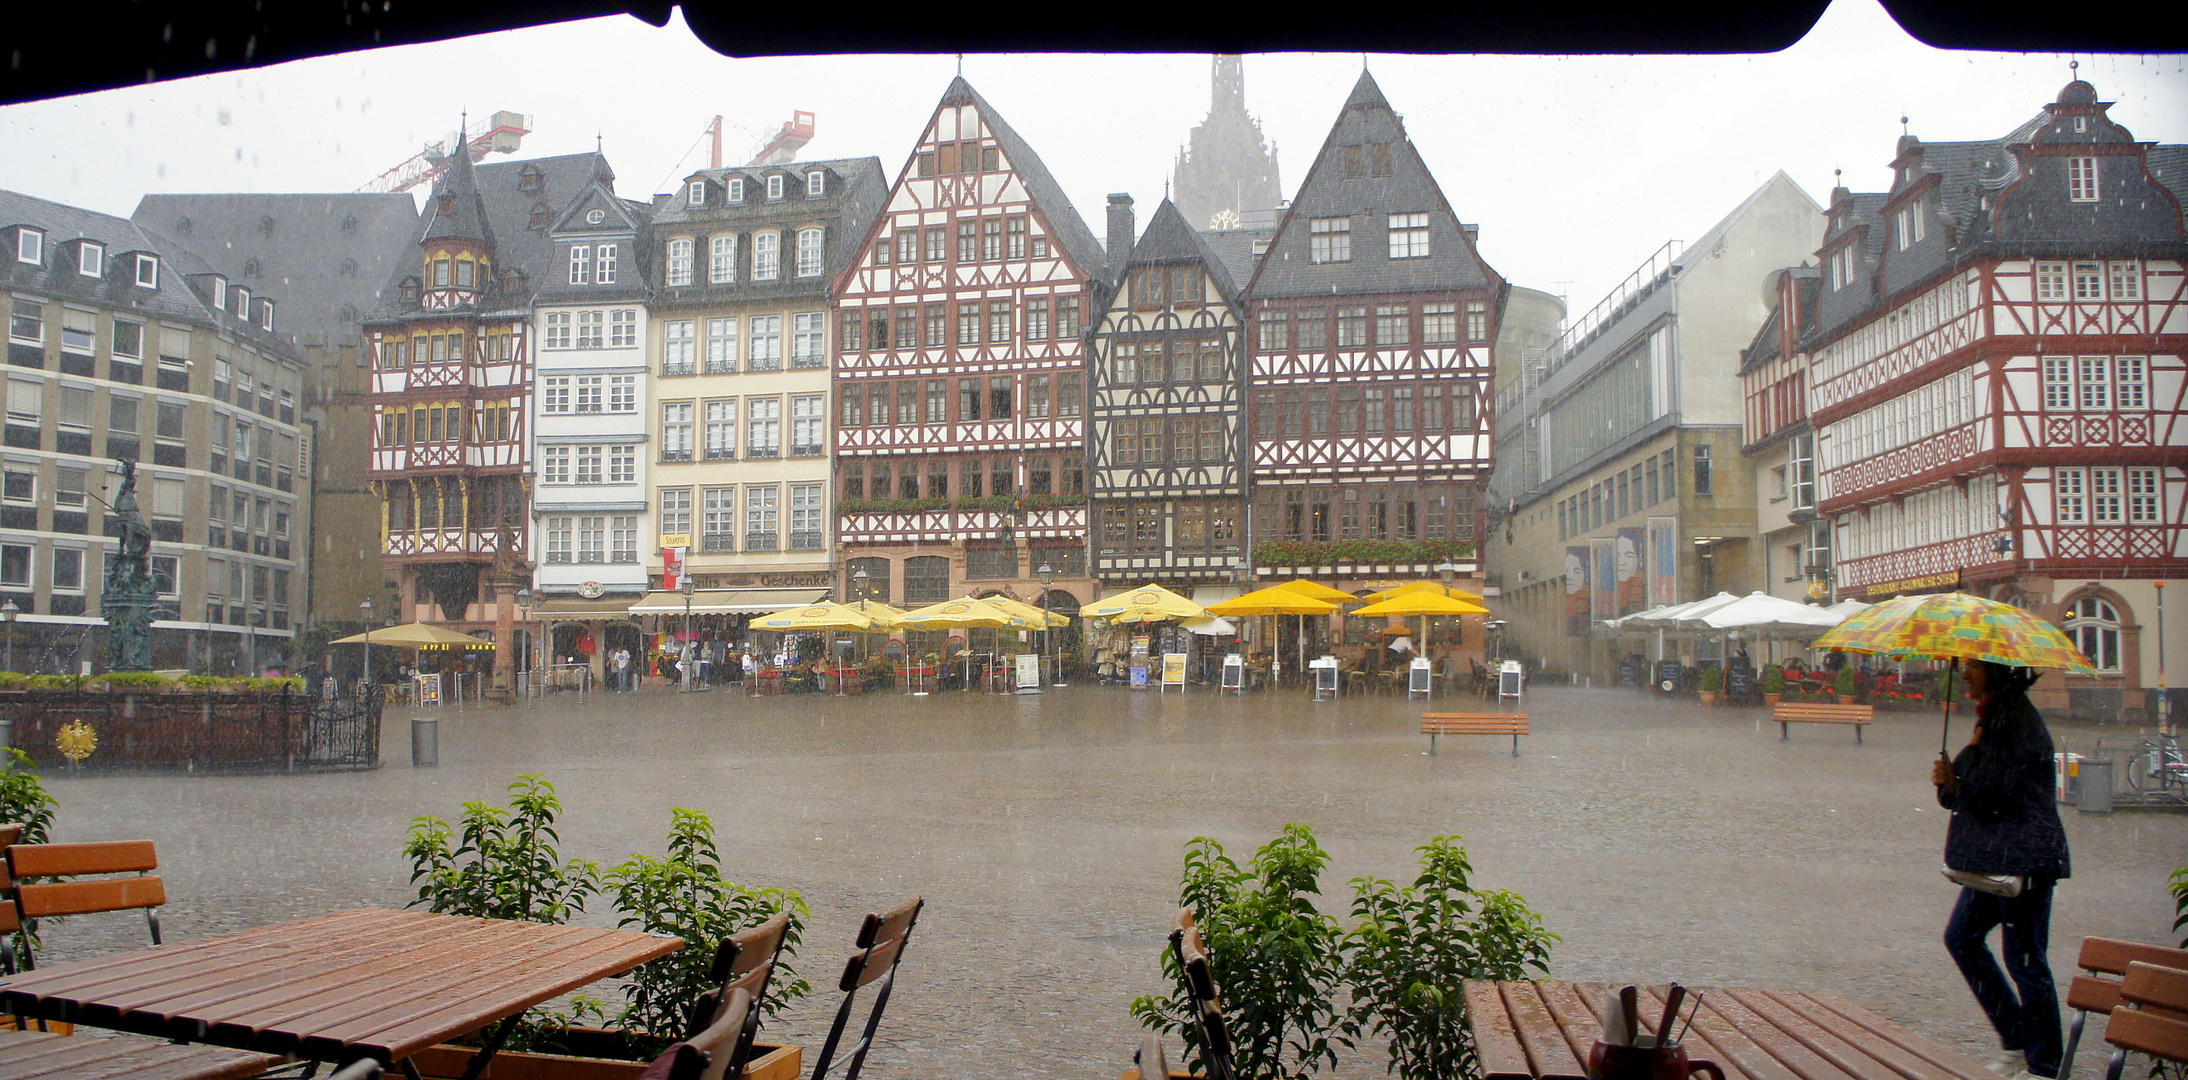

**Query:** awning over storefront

left=626, top=588, right=829, bottom=615
left=533, top=596, right=649, bottom=621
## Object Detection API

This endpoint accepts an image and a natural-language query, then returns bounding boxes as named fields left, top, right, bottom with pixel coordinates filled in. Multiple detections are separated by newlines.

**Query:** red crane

left=357, top=111, right=533, bottom=194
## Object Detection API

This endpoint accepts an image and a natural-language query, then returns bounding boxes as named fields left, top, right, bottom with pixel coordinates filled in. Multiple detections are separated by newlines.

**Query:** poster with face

left=1565, top=547, right=1590, bottom=637
left=1617, top=527, right=1646, bottom=615
left=1648, top=517, right=1679, bottom=607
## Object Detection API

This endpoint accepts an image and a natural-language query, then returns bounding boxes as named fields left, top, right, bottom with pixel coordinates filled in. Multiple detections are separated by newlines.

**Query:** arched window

left=665, top=238, right=694, bottom=287
left=2063, top=595, right=2122, bottom=672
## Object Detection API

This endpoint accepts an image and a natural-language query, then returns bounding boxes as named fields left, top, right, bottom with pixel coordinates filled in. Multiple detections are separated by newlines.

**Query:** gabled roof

left=133, top=192, right=420, bottom=340
left=1196, top=226, right=1274, bottom=289
left=368, top=151, right=623, bottom=321
left=1130, top=199, right=1241, bottom=303
left=549, top=182, right=644, bottom=237
left=941, top=77, right=1105, bottom=276
left=651, top=156, right=888, bottom=308
left=1246, top=71, right=1500, bottom=300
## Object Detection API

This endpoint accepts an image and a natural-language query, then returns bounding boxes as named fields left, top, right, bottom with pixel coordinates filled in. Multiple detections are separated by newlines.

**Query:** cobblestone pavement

left=25, top=684, right=2187, bottom=1079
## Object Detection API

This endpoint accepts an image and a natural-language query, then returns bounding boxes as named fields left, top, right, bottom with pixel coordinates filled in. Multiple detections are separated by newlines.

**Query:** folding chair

left=3, top=839, right=165, bottom=969
left=686, top=911, right=794, bottom=1038
left=2061, top=936, right=2188, bottom=1078
left=1166, top=908, right=1239, bottom=1080
left=644, top=987, right=754, bottom=1080
left=2103, top=961, right=2188, bottom=1080
left=809, top=896, right=923, bottom=1080
left=1124, top=1033, right=1178, bottom=1080
left=0, top=824, right=21, bottom=974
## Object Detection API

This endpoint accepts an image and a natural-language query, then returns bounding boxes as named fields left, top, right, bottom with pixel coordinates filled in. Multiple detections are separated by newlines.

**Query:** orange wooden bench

left=2103, top=961, right=2188, bottom=1080
left=2062, top=936, right=2188, bottom=1078
left=1772, top=702, right=1874, bottom=743
left=1422, top=712, right=1531, bottom=757
left=3, top=839, right=166, bottom=969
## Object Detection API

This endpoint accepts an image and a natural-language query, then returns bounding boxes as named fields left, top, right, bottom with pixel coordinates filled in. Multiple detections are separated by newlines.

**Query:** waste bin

left=412, top=714, right=439, bottom=768
left=2076, top=758, right=2112, bottom=814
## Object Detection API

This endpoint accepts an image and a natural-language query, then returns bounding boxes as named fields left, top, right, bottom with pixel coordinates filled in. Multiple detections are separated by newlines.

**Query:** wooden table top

left=0, top=1029, right=286, bottom=1080
left=0, top=908, right=681, bottom=1065
left=1464, top=980, right=1998, bottom=1080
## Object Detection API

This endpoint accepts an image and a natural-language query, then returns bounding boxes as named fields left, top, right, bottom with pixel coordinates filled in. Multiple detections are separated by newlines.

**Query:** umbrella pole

left=1941, top=657, right=1957, bottom=757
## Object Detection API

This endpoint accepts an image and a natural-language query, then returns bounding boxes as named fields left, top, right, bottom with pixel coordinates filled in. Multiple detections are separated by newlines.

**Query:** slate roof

left=1, top=189, right=223, bottom=327
left=1196, top=226, right=1274, bottom=288
left=132, top=191, right=420, bottom=342
left=652, top=156, right=888, bottom=309
left=530, top=179, right=654, bottom=306
left=941, top=77, right=1106, bottom=278
left=367, top=151, right=625, bottom=322
left=422, top=141, right=493, bottom=246
left=1245, top=71, right=1500, bottom=300
left=1129, top=199, right=1241, bottom=303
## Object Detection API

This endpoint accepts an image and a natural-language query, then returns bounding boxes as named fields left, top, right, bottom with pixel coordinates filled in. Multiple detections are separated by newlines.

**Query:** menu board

left=416, top=673, right=443, bottom=707
left=1221, top=654, right=1244, bottom=691
left=1016, top=653, right=1041, bottom=689
left=1161, top=653, right=1187, bottom=687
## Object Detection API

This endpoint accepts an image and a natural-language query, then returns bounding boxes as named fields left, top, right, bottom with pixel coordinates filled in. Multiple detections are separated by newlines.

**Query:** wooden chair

left=686, top=911, right=794, bottom=1038
left=2061, top=936, right=2188, bottom=1078
left=0, top=824, right=21, bottom=974
left=1123, top=1033, right=1181, bottom=1080
left=2103, top=961, right=2188, bottom=1080
left=809, top=896, right=923, bottom=1080
left=1167, top=908, right=1240, bottom=1080
left=645, top=987, right=755, bottom=1080
left=2, top=839, right=166, bottom=969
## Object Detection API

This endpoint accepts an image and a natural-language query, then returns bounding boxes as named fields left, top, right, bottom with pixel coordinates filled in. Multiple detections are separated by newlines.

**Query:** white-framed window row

left=2055, top=466, right=2161, bottom=526
left=547, top=309, right=640, bottom=351
left=2036, top=259, right=2142, bottom=304
left=1837, top=473, right=1997, bottom=561
left=2039, top=355, right=2147, bottom=411
left=1819, top=366, right=1975, bottom=464
left=1812, top=272, right=1977, bottom=382
left=539, top=444, right=636, bottom=485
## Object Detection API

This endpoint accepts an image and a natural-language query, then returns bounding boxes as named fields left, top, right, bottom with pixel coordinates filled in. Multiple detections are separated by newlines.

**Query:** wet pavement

left=27, top=683, right=2188, bottom=1079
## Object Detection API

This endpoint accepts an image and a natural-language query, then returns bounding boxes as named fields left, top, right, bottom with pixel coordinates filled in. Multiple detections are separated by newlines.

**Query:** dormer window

left=597, top=244, right=618, bottom=285
left=433, top=257, right=451, bottom=287
left=530, top=203, right=553, bottom=229
left=518, top=163, right=544, bottom=192
left=133, top=253, right=158, bottom=288
left=78, top=241, right=104, bottom=277
left=15, top=228, right=42, bottom=264
left=1893, top=205, right=1925, bottom=250
left=806, top=170, right=825, bottom=197
left=569, top=245, right=592, bottom=285
left=259, top=299, right=275, bottom=331
left=232, top=287, right=251, bottom=317
left=399, top=277, right=421, bottom=303
left=455, top=259, right=475, bottom=288
left=766, top=174, right=784, bottom=201
left=687, top=181, right=706, bottom=207
left=212, top=277, right=228, bottom=310
left=2074, top=117, right=2088, bottom=133
left=728, top=177, right=745, bottom=202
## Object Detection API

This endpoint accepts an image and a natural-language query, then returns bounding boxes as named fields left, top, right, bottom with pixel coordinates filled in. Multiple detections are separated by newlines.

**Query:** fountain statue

left=101, top=459, right=158, bottom=671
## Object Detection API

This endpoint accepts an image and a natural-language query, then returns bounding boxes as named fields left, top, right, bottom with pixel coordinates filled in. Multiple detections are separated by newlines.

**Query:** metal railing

left=1544, top=239, right=1683, bottom=379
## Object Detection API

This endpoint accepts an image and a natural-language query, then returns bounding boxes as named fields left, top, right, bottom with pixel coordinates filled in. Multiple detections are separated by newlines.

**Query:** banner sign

left=1015, top=653, right=1041, bottom=689
left=1864, top=570, right=1960, bottom=598
left=661, top=546, right=689, bottom=592
left=1565, top=546, right=1590, bottom=637
left=1647, top=517, right=1679, bottom=608
left=1617, top=527, right=1647, bottom=616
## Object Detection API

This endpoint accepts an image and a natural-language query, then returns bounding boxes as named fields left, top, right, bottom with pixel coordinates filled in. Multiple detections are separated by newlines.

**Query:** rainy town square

left=2, top=27, right=2187, bottom=1080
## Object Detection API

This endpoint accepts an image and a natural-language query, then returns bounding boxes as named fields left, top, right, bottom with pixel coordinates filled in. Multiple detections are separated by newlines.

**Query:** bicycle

left=2127, top=731, right=2188, bottom=796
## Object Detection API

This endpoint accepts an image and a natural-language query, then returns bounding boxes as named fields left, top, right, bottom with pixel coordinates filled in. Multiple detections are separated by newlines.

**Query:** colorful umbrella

left=1810, top=591, right=2095, bottom=753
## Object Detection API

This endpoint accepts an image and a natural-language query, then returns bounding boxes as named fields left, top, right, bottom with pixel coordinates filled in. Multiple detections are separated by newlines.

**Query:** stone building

left=3, top=189, right=312, bottom=674
left=1172, top=55, right=1282, bottom=234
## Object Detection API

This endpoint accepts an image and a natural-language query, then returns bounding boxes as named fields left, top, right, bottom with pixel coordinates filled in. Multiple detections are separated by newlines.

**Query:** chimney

left=1462, top=223, right=1480, bottom=243
left=1106, top=193, right=1135, bottom=278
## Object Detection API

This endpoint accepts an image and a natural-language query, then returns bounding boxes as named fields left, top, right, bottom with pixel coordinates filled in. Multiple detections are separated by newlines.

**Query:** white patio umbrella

left=1698, top=591, right=1852, bottom=639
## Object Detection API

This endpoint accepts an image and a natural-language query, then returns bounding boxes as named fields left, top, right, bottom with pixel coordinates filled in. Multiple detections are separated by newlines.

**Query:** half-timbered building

left=831, top=78, right=1105, bottom=615
left=1738, top=265, right=1826, bottom=604
left=1088, top=198, right=1248, bottom=589
left=1810, top=78, right=2187, bottom=719
left=1242, top=73, right=1503, bottom=591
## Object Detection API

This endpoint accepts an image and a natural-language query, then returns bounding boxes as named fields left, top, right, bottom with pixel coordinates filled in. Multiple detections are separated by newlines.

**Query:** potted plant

left=1759, top=664, right=1786, bottom=707
left=1835, top=664, right=1859, bottom=703
left=1698, top=664, right=1723, bottom=706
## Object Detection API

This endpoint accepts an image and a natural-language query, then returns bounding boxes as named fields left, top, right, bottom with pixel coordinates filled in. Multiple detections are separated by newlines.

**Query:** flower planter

left=1762, top=693, right=1782, bottom=708
left=1698, top=691, right=1719, bottom=707
left=405, top=1031, right=799, bottom=1080
left=1838, top=694, right=1857, bottom=704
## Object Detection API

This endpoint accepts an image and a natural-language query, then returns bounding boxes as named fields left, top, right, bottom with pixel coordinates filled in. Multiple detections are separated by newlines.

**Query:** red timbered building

left=1088, top=198, right=1249, bottom=588
left=1243, top=73, right=1505, bottom=589
left=831, top=78, right=1106, bottom=613
left=363, top=148, right=620, bottom=646
left=1738, top=266, right=1826, bottom=604
left=1810, top=79, right=2187, bottom=718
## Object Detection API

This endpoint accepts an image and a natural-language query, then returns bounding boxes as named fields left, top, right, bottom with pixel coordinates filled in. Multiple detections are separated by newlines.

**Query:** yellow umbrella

left=1274, top=579, right=1355, bottom=602
left=1350, top=593, right=1491, bottom=617
left=752, top=602, right=885, bottom=632
left=1360, top=580, right=1486, bottom=604
left=898, top=596, right=1037, bottom=630
left=329, top=622, right=493, bottom=648
left=1207, top=586, right=1341, bottom=617
left=981, top=595, right=1072, bottom=629
left=1082, top=584, right=1206, bottom=622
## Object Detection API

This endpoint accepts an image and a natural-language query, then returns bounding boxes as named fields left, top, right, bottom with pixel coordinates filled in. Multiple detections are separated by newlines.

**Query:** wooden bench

left=1422, top=713, right=1530, bottom=757
left=3, top=839, right=166, bottom=970
left=2104, top=961, right=2188, bottom=1080
left=2062, top=936, right=2188, bottom=1078
left=1772, top=702, right=1874, bottom=743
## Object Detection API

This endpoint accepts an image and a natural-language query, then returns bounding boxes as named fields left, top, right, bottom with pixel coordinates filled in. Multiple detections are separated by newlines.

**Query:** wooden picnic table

left=1465, top=980, right=1998, bottom=1080
left=0, top=907, right=680, bottom=1076
left=0, top=1028, right=285, bottom=1080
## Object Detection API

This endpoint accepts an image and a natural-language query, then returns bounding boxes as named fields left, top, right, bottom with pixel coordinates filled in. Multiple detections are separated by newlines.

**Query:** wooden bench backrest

left=1421, top=713, right=1530, bottom=730
left=2125, top=962, right=2188, bottom=1013
left=1772, top=704, right=1874, bottom=718
left=2068, top=939, right=2188, bottom=1015
left=5, top=841, right=165, bottom=920
left=838, top=896, right=921, bottom=992
left=0, top=825, right=16, bottom=939
left=7, top=840, right=157, bottom=877
left=687, top=986, right=753, bottom=1080
left=2108, top=962, right=2188, bottom=1066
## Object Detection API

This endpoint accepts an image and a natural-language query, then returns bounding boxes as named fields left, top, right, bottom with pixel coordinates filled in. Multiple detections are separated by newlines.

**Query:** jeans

left=1945, top=879, right=2062, bottom=1078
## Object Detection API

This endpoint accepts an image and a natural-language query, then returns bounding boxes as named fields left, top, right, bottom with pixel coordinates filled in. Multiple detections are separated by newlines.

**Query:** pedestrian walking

left=612, top=646, right=631, bottom=692
left=1931, top=660, right=2071, bottom=1080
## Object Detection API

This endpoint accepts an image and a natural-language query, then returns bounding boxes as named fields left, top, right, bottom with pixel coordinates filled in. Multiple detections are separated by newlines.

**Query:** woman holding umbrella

left=1932, top=660, right=2071, bottom=1080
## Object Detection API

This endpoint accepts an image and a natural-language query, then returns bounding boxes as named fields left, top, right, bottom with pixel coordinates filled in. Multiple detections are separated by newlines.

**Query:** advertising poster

left=1015, top=653, right=1041, bottom=689
left=1648, top=517, right=1679, bottom=607
left=416, top=673, right=443, bottom=707
left=1564, top=546, right=1590, bottom=637
left=1591, top=537, right=1616, bottom=628
left=1161, top=653, right=1187, bottom=687
left=1617, top=527, right=1647, bottom=616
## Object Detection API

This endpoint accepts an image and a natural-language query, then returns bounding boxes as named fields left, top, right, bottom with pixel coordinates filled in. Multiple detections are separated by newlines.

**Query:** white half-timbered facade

left=830, top=77, right=1106, bottom=608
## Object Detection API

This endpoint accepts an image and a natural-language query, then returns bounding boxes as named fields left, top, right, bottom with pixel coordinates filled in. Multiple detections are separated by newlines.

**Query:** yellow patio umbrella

left=751, top=602, right=885, bottom=632
left=981, top=595, right=1072, bottom=629
left=1207, top=586, right=1341, bottom=617
left=329, top=622, right=493, bottom=648
left=1350, top=591, right=1491, bottom=668
left=1274, top=579, right=1355, bottom=602
left=1082, top=584, right=1206, bottom=622
left=1360, top=580, right=1486, bottom=604
left=898, top=597, right=1038, bottom=692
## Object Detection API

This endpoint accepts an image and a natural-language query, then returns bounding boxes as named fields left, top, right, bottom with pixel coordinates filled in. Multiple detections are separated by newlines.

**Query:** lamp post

left=515, top=588, right=533, bottom=705
left=359, top=598, right=374, bottom=686
left=2, top=598, right=17, bottom=673
left=679, top=575, right=696, bottom=693
left=1432, top=561, right=1461, bottom=661
left=1036, top=562, right=1055, bottom=687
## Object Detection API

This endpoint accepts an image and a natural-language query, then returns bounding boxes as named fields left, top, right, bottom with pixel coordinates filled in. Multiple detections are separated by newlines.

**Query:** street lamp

left=359, top=598, right=375, bottom=686
left=1434, top=561, right=1460, bottom=586
left=1036, top=562, right=1055, bottom=687
left=2, top=598, right=17, bottom=673
left=679, top=575, right=696, bottom=693
left=515, top=588, right=533, bottom=705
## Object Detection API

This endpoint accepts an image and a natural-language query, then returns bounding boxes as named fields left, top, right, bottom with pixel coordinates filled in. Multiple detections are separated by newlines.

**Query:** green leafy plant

left=1343, top=837, right=1558, bottom=1080
left=1835, top=665, right=1858, bottom=696
left=2171, top=867, right=2187, bottom=949
left=604, top=809, right=809, bottom=1040
left=403, top=775, right=601, bottom=924
left=23, top=674, right=72, bottom=690
left=1759, top=664, right=1786, bottom=694
left=1698, top=664, right=1723, bottom=693
left=88, top=672, right=174, bottom=691
left=180, top=674, right=223, bottom=690
left=0, top=747, right=58, bottom=845
left=1132, top=825, right=1350, bottom=1080
left=0, top=671, right=26, bottom=688
left=1252, top=539, right=1477, bottom=568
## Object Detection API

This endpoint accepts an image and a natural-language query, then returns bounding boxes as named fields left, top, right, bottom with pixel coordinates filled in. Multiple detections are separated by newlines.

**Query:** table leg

left=457, top=1014, right=522, bottom=1080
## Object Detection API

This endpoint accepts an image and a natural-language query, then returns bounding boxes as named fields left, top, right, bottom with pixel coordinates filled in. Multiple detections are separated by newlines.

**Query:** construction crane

left=357, top=111, right=533, bottom=194
left=702, top=111, right=817, bottom=169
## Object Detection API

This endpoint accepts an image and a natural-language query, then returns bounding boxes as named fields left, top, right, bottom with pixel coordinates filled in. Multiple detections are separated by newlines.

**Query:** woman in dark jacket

left=1932, top=659, right=2071, bottom=1079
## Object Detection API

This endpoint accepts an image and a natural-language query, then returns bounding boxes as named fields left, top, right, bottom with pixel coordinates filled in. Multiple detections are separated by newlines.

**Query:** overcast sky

left=1, top=0, right=2182, bottom=312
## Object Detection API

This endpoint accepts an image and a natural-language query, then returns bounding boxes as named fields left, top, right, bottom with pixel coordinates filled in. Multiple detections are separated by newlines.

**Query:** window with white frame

left=2116, top=356, right=2147, bottom=410
left=609, top=446, right=635, bottom=484
left=2056, top=468, right=2087, bottom=523
left=2127, top=467, right=2160, bottom=523
left=2077, top=355, right=2110, bottom=409
left=659, top=488, right=691, bottom=537
left=596, top=244, right=619, bottom=285
left=1, top=542, right=31, bottom=588
left=542, top=445, right=571, bottom=484
left=576, top=310, right=605, bottom=349
left=134, top=253, right=158, bottom=288
left=545, top=516, right=573, bottom=562
left=727, top=177, right=745, bottom=202
left=1421, top=303, right=1456, bottom=344
left=577, top=515, right=606, bottom=563
left=790, top=484, right=823, bottom=549
left=662, top=402, right=692, bottom=460
left=568, top=245, right=591, bottom=285
left=575, top=376, right=604, bottom=413
left=702, top=487, right=735, bottom=552
left=766, top=174, right=784, bottom=200
left=748, top=315, right=782, bottom=371
left=1466, top=301, right=1488, bottom=342
left=78, top=242, right=103, bottom=277
left=544, top=311, right=571, bottom=349
left=666, top=238, right=693, bottom=286
left=747, top=397, right=780, bottom=457
left=705, top=317, right=737, bottom=373
left=2089, top=466, right=2123, bottom=523
left=2073, top=262, right=2104, bottom=300
left=704, top=400, right=736, bottom=459
left=1387, top=213, right=1430, bottom=259
left=791, top=312, right=825, bottom=369
left=51, top=547, right=82, bottom=592
left=752, top=231, right=779, bottom=281
left=15, top=229, right=42, bottom=264
left=806, top=170, right=825, bottom=196
left=10, top=299, right=43, bottom=343
left=61, top=309, right=94, bottom=354
left=542, top=376, right=571, bottom=413
left=2068, top=157, right=2099, bottom=202
left=796, top=227, right=824, bottom=278
left=709, top=235, right=736, bottom=284
left=610, top=308, right=636, bottom=348
left=1309, top=217, right=1351, bottom=263
left=791, top=394, right=825, bottom=456
left=2064, top=596, right=2120, bottom=670
left=2109, top=261, right=2141, bottom=300
left=574, top=445, right=604, bottom=484
left=745, top=485, right=778, bottom=550
left=663, top=319, right=695, bottom=374
left=687, top=180, right=706, bottom=207
left=2042, top=356, right=2073, bottom=409
left=2036, top=262, right=2067, bottom=301
left=611, top=515, right=638, bottom=563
